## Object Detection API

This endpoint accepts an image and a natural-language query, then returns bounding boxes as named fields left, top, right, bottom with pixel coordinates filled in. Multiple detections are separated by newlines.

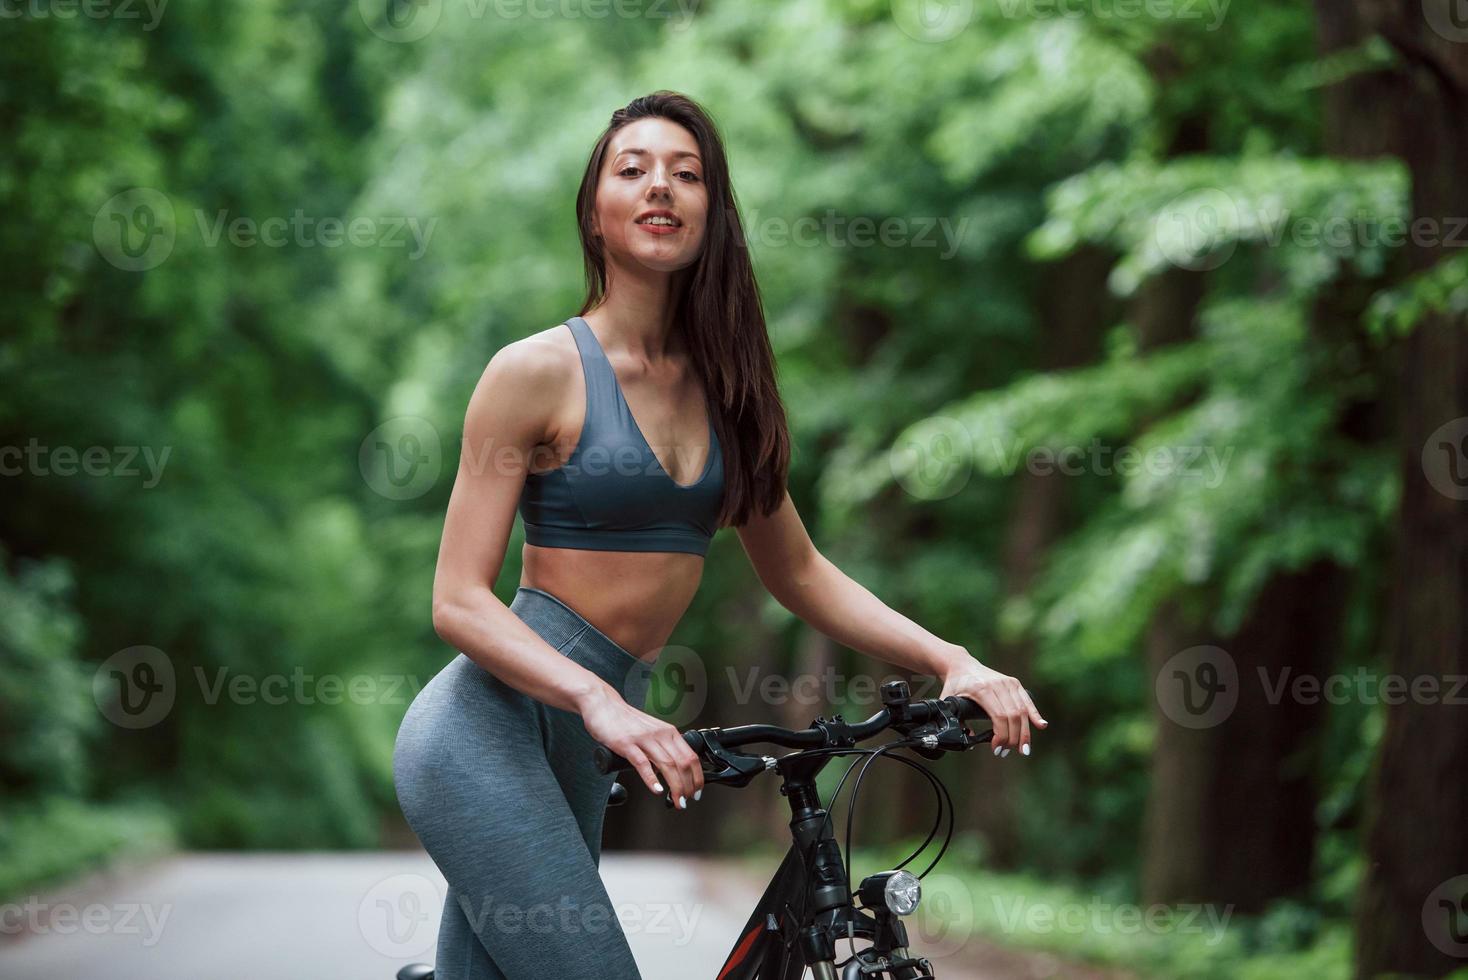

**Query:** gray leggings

left=392, top=586, right=658, bottom=979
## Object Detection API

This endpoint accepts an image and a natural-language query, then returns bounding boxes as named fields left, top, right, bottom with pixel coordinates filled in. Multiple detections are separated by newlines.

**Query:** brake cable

left=842, top=738, right=954, bottom=899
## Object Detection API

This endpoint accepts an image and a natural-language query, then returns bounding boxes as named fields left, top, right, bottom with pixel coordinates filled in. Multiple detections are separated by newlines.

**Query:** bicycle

left=395, top=678, right=996, bottom=980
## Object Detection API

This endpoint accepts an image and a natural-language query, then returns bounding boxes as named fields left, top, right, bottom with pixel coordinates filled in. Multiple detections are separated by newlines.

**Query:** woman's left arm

left=735, top=491, right=1047, bottom=757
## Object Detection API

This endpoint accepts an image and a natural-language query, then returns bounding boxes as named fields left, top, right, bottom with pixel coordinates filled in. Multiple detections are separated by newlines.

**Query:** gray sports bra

left=517, top=316, right=725, bottom=556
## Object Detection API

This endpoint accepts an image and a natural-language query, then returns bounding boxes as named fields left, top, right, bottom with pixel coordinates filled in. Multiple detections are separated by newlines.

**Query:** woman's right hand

left=579, top=686, right=705, bottom=810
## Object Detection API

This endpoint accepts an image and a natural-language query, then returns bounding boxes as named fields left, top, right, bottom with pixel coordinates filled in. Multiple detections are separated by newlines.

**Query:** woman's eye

left=617, top=166, right=699, bottom=181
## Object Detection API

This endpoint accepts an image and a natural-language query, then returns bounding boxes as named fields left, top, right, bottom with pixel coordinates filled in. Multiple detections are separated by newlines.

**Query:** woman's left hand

left=937, top=656, right=1047, bottom=758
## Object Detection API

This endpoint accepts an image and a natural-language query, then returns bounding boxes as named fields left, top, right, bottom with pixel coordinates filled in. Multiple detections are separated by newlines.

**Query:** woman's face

left=592, top=116, right=707, bottom=274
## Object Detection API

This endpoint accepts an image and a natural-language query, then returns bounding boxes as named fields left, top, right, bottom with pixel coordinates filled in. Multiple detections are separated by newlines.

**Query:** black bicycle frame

left=715, top=749, right=931, bottom=980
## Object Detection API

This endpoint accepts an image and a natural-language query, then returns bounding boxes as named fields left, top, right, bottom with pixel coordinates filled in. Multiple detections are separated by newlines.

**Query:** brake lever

left=686, top=729, right=773, bottom=788
left=902, top=697, right=993, bottom=760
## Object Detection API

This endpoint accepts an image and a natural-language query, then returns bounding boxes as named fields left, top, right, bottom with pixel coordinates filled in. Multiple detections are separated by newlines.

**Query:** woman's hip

left=393, top=587, right=661, bottom=784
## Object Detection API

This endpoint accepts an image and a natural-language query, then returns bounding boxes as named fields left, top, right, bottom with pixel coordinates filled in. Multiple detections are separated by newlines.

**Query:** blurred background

left=2, top=1, right=1466, bottom=978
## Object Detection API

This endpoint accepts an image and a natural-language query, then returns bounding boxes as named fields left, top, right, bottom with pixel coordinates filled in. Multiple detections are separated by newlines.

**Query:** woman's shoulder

left=462, top=322, right=581, bottom=442
left=483, top=320, right=579, bottom=388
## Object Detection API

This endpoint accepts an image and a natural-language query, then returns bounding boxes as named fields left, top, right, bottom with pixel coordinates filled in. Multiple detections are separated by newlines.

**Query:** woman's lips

left=636, top=221, right=682, bottom=236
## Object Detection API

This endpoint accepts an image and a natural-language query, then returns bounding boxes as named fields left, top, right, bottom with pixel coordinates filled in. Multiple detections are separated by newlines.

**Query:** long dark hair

left=574, top=90, right=790, bottom=530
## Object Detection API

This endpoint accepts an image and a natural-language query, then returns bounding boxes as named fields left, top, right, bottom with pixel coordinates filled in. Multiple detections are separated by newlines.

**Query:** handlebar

left=592, top=680, right=996, bottom=784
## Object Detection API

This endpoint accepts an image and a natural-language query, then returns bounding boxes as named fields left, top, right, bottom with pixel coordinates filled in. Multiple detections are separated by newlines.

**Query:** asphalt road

left=0, top=852, right=1123, bottom=979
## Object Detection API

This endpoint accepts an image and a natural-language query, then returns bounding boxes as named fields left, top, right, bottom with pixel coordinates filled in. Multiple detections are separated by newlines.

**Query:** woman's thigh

left=393, top=654, right=643, bottom=979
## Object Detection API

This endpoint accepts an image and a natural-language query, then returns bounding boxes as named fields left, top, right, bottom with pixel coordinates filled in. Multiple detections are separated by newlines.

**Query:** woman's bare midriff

left=520, top=543, right=704, bottom=662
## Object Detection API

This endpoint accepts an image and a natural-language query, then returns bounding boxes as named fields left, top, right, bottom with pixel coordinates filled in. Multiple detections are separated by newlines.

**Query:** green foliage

left=851, top=839, right=1353, bottom=980
left=0, top=798, right=175, bottom=899
left=1028, top=154, right=1407, bottom=296
left=0, top=552, right=94, bottom=798
left=1365, top=250, right=1468, bottom=339
left=0, top=1, right=1442, bottom=974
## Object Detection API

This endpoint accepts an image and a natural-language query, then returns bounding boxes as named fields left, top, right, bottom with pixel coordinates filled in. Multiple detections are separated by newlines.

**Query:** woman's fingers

left=682, top=734, right=704, bottom=799
left=646, top=742, right=687, bottom=809
left=988, top=697, right=1011, bottom=755
left=646, top=729, right=703, bottom=810
left=981, top=678, right=1046, bottom=757
left=996, top=684, right=1028, bottom=755
left=624, top=744, right=664, bottom=797
left=1008, top=684, right=1029, bottom=752
left=1020, top=686, right=1047, bottom=729
left=670, top=729, right=703, bottom=806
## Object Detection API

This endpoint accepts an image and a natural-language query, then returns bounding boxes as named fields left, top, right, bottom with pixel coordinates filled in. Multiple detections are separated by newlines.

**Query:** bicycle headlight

left=857, top=870, right=922, bottom=916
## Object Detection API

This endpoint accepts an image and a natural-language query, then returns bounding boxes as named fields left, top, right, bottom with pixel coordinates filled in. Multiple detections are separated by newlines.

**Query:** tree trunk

left=1350, top=1, right=1468, bottom=974
left=958, top=244, right=1114, bottom=866
left=1134, top=261, right=1214, bottom=905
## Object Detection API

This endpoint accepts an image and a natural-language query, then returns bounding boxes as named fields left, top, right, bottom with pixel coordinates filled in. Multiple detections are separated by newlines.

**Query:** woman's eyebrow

left=615, top=147, right=701, bottom=162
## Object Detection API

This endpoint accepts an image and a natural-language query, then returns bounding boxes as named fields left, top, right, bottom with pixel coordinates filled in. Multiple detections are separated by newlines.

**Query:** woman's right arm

left=430, top=339, right=597, bottom=712
left=428, top=338, right=704, bottom=808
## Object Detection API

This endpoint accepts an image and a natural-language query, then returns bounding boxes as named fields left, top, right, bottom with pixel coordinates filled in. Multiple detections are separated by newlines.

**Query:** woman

left=392, top=90, right=1046, bottom=980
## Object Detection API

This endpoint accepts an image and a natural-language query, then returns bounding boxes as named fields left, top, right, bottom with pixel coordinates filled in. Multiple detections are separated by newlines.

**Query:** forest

left=2, top=1, right=1466, bottom=977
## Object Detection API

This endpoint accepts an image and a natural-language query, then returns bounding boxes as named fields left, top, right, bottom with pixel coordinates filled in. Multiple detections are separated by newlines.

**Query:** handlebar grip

left=948, top=694, right=987, bottom=721
left=592, top=744, right=633, bottom=775
left=593, top=731, right=704, bottom=776
left=946, top=689, right=1038, bottom=722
